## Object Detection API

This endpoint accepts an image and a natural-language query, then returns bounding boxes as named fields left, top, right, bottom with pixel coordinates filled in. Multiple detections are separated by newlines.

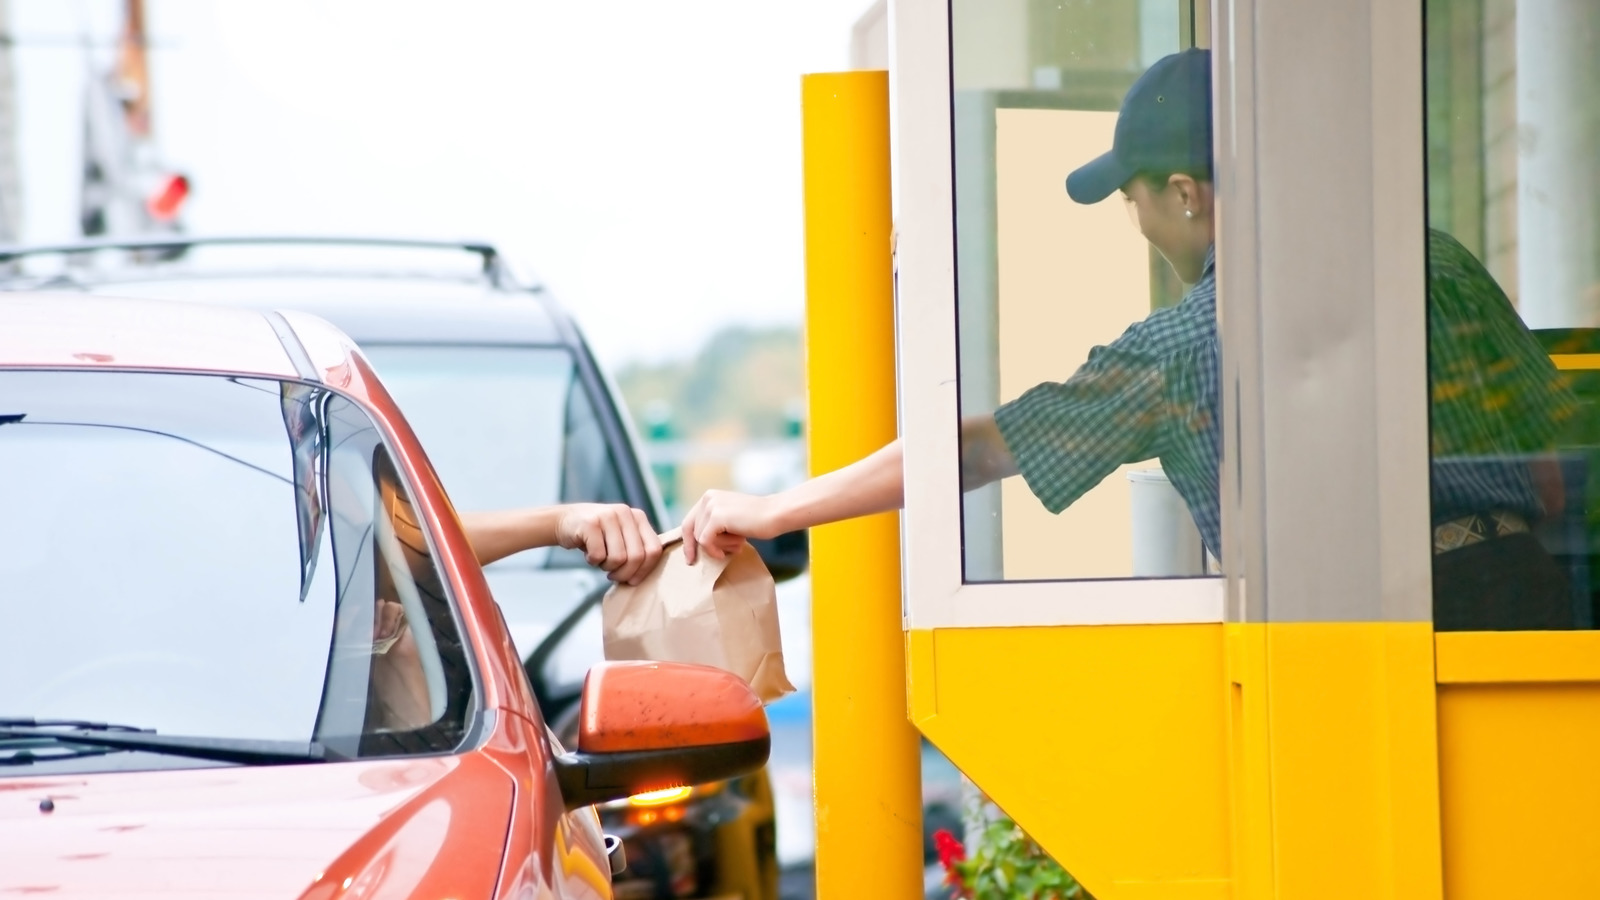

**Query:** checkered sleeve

left=992, top=343, right=1167, bottom=515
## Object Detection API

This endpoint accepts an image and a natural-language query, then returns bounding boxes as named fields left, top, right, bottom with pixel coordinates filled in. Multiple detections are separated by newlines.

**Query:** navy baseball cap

left=1065, top=47, right=1213, bottom=204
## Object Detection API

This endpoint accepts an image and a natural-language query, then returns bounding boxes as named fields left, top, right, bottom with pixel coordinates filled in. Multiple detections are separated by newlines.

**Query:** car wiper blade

left=0, top=743, right=116, bottom=766
left=0, top=717, right=151, bottom=732
left=0, top=726, right=339, bottom=766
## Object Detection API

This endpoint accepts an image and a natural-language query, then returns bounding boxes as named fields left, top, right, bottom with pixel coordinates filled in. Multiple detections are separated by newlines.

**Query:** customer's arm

left=459, top=504, right=663, bottom=585
left=681, top=415, right=1015, bottom=562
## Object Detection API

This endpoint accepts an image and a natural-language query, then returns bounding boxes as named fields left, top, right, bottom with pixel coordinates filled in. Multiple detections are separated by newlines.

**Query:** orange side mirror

left=578, top=660, right=768, bottom=753
left=555, top=661, right=771, bottom=811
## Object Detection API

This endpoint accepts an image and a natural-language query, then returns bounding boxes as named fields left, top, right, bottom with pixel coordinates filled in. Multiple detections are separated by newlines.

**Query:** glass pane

left=1424, top=0, right=1600, bottom=631
left=952, top=0, right=1219, bottom=582
left=0, top=371, right=473, bottom=773
left=361, top=344, right=601, bottom=571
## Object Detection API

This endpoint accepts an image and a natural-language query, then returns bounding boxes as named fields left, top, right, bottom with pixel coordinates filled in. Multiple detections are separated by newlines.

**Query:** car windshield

left=0, top=371, right=475, bottom=771
left=359, top=344, right=627, bottom=571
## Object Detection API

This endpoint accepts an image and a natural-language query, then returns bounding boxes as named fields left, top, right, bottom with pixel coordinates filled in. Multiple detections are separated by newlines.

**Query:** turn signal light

left=628, top=786, right=693, bottom=807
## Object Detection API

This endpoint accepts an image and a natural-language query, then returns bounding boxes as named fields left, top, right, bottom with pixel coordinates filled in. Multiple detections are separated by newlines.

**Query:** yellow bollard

left=800, top=70, right=924, bottom=900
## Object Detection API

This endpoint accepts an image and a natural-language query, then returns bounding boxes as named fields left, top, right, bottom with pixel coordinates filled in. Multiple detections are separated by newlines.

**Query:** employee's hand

left=555, top=503, right=663, bottom=585
left=680, top=490, right=780, bottom=564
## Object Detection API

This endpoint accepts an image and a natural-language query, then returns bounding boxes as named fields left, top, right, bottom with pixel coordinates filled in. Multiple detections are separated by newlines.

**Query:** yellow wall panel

left=1438, top=681, right=1600, bottom=898
left=1436, top=630, right=1600, bottom=683
left=1225, top=624, right=1274, bottom=900
left=1260, top=623, right=1442, bottom=900
left=908, top=622, right=1449, bottom=900
left=907, top=624, right=1231, bottom=899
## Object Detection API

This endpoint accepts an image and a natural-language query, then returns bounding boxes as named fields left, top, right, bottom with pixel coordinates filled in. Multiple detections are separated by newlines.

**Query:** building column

left=1516, top=0, right=1600, bottom=328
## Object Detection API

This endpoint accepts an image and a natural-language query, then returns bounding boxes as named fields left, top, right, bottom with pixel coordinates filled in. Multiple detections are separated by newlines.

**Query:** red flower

left=933, top=828, right=968, bottom=893
left=934, top=829, right=965, bottom=867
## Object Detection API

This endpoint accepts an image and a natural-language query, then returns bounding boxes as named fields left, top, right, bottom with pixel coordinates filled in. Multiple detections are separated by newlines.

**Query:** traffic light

left=145, top=173, right=189, bottom=223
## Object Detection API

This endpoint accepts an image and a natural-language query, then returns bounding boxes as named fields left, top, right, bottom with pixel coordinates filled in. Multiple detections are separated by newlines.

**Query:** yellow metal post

left=801, top=70, right=924, bottom=900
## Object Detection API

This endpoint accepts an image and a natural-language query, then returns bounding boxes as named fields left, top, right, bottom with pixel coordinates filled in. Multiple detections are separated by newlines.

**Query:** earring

left=1184, top=209, right=1194, bottom=219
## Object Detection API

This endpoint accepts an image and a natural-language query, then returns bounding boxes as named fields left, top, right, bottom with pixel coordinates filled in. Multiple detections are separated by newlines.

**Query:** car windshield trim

left=3, top=418, right=293, bottom=484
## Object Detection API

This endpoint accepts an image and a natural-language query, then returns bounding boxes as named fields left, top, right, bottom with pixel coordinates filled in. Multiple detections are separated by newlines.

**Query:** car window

left=360, top=345, right=627, bottom=570
left=539, top=601, right=605, bottom=708
left=0, top=371, right=474, bottom=770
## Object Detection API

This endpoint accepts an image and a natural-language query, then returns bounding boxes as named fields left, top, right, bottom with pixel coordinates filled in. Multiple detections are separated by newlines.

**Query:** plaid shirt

left=992, top=233, right=1574, bottom=559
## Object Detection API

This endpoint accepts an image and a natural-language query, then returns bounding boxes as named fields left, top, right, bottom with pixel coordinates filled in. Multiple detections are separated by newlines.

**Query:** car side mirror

left=554, top=661, right=770, bottom=811
left=748, top=529, right=808, bottom=583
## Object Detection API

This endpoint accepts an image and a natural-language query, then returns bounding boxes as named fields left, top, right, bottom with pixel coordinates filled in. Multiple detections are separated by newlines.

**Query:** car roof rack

left=0, top=235, right=524, bottom=288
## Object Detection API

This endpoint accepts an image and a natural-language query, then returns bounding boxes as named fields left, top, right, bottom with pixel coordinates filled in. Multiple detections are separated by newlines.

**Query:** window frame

left=891, top=0, right=1223, bottom=629
left=324, top=370, right=489, bottom=749
left=889, top=0, right=1433, bottom=628
left=1215, top=0, right=1432, bottom=624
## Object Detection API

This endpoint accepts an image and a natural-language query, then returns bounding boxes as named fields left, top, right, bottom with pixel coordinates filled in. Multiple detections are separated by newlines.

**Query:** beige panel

left=993, top=108, right=1154, bottom=580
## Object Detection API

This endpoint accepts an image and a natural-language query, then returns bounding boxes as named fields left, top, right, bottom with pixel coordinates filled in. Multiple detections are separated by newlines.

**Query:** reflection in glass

left=279, top=381, right=327, bottom=603
left=952, top=0, right=1217, bottom=583
left=1425, top=0, right=1599, bottom=631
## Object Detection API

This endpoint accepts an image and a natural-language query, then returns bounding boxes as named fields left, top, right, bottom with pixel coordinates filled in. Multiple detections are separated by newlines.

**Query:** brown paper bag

left=602, top=528, right=796, bottom=704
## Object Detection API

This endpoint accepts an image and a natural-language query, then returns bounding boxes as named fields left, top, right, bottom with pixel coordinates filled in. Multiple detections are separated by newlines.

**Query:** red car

left=0, top=293, right=770, bottom=899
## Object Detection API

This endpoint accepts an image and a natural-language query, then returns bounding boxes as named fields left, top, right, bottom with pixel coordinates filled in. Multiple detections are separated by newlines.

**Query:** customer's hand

left=679, top=490, right=782, bottom=564
left=555, top=503, right=663, bottom=585
left=369, top=598, right=431, bottom=730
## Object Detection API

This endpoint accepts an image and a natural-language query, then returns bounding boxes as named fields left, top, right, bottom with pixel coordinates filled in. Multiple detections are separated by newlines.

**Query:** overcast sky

left=11, top=0, right=876, bottom=366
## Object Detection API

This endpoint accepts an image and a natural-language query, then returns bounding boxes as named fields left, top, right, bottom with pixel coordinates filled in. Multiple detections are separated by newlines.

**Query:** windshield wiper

left=0, top=725, right=340, bottom=766
left=0, top=717, right=151, bottom=731
left=0, top=743, right=117, bottom=766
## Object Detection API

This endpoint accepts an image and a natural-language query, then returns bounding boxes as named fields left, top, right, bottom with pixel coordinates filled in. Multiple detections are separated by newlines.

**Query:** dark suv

left=0, top=235, right=792, bottom=900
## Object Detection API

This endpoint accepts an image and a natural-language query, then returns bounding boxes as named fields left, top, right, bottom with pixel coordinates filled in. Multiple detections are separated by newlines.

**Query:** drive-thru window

left=870, top=1, right=1600, bottom=897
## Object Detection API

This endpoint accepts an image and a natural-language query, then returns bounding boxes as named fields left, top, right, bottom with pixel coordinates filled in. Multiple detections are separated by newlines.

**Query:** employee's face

left=1119, top=175, right=1212, bottom=284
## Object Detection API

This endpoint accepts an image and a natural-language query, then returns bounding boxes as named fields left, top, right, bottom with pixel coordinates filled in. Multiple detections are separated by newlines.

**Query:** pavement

left=778, top=865, right=814, bottom=900
left=778, top=863, right=954, bottom=900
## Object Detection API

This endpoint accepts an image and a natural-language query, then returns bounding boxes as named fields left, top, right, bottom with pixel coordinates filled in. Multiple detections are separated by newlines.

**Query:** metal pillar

left=1516, top=0, right=1600, bottom=328
left=800, top=70, right=924, bottom=900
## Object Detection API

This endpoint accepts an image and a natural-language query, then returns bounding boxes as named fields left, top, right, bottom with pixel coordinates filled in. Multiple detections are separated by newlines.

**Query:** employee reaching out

left=684, top=47, right=1222, bottom=562
left=679, top=47, right=1578, bottom=631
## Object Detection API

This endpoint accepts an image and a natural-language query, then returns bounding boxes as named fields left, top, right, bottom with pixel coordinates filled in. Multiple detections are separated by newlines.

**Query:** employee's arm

left=458, top=504, right=662, bottom=585
left=959, top=414, right=1018, bottom=488
left=681, top=414, right=1017, bottom=562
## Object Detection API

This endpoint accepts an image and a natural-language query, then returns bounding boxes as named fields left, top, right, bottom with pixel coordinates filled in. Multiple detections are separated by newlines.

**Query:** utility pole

left=81, top=0, right=187, bottom=241
left=0, top=0, right=23, bottom=243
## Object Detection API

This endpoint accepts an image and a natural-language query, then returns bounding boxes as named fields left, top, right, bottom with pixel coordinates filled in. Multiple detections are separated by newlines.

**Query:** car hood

left=0, top=753, right=514, bottom=899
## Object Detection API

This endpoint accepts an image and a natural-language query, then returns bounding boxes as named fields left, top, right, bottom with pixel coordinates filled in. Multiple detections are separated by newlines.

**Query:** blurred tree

left=616, top=324, right=804, bottom=441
